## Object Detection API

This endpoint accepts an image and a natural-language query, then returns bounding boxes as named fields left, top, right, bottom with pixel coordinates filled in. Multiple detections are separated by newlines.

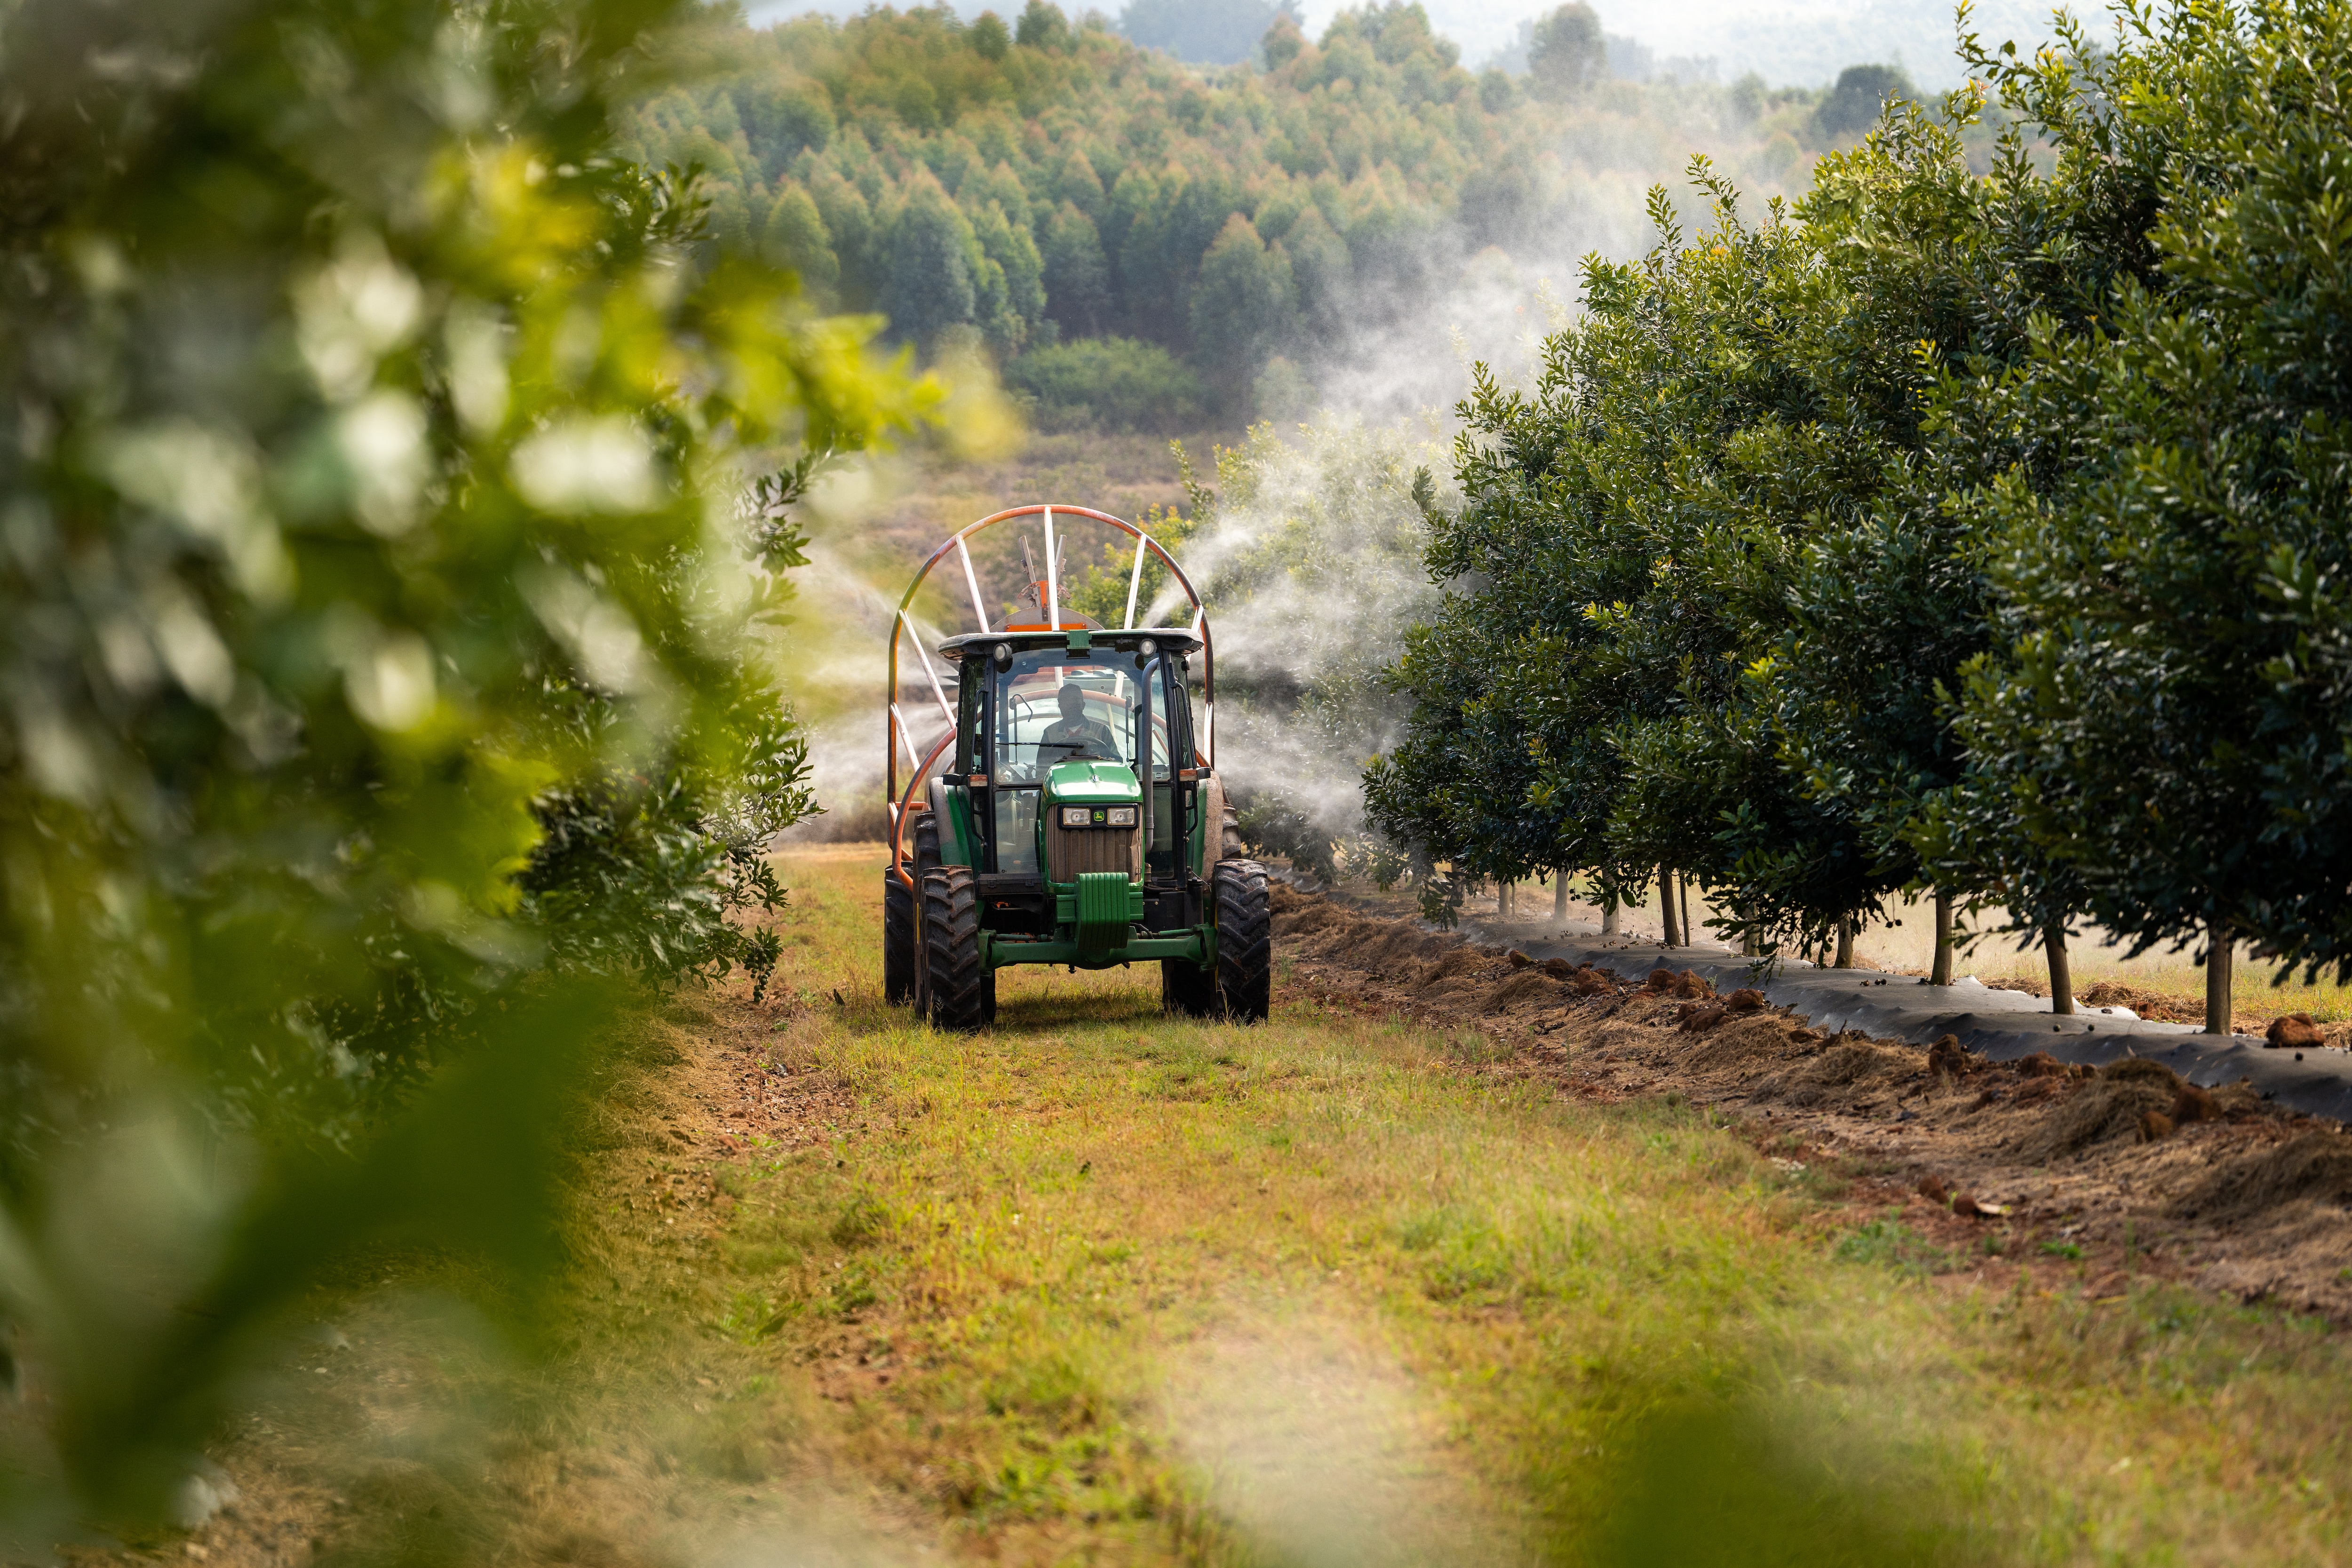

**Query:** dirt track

left=1270, top=882, right=2352, bottom=1321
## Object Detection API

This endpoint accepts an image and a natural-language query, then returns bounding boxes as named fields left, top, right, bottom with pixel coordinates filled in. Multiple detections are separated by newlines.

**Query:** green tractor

left=881, top=504, right=1269, bottom=1030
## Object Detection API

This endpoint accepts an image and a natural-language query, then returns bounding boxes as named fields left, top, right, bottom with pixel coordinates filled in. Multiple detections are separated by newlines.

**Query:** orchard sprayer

left=882, top=505, right=1268, bottom=1029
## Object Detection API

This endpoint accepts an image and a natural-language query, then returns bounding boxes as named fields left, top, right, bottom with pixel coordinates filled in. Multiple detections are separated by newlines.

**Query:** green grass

left=208, top=847, right=2352, bottom=1568
left=668, top=847, right=2352, bottom=1564
left=267, top=848, right=2352, bottom=1565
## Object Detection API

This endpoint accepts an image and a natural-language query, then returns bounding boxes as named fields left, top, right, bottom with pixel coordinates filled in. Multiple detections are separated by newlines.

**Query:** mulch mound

left=1271, top=881, right=1631, bottom=1019
left=2175, top=1132, right=2352, bottom=1222
left=1266, top=878, right=2352, bottom=1319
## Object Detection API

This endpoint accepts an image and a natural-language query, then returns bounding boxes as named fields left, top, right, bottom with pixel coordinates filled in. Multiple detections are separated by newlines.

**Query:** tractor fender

left=1198, top=773, right=1229, bottom=876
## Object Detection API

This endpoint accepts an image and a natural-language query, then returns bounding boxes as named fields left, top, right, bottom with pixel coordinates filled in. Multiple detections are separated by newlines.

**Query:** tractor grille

left=1047, top=821, right=1140, bottom=880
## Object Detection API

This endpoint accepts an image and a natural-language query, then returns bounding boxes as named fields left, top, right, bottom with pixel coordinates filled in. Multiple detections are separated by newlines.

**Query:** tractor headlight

left=1061, top=805, right=1093, bottom=828
left=1106, top=806, right=1138, bottom=827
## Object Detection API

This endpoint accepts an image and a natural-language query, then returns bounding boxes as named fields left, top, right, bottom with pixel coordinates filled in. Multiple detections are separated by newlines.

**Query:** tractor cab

left=937, top=627, right=1200, bottom=924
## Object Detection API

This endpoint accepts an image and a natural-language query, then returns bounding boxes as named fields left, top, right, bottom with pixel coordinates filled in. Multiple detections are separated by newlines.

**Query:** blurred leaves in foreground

left=1598, top=1394, right=1979, bottom=1567
left=0, top=0, right=928, bottom=1537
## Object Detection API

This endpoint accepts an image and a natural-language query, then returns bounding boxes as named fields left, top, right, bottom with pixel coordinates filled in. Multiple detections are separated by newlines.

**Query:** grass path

left=628, top=847, right=2345, bottom=1565
left=207, top=846, right=2349, bottom=1567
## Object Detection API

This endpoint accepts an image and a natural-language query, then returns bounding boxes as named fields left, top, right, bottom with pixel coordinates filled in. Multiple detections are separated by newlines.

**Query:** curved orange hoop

left=885, top=504, right=1213, bottom=885
left=887, top=732, right=955, bottom=879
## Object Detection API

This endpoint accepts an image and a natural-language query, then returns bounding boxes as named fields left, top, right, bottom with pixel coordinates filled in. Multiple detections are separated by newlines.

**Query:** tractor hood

left=1044, top=759, right=1142, bottom=803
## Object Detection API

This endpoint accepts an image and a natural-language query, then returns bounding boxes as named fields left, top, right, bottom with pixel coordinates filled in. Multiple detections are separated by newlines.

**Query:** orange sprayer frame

left=885, top=504, right=1213, bottom=894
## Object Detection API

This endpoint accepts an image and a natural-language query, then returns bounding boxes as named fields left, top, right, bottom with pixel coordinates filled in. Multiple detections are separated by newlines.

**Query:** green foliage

left=1189, top=215, right=1303, bottom=397
left=1751, top=63, right=2154, bottom=951
left=883, top=173, right=986, bottom=346
left=1372, top=152, right=1948, bottom=949
left=1039, top=200, right=1113, bottom=335
left=1017, top=0, right=1074, bottom=51
left=0, top=0, right=927, bottom=1530
left=1529, top=4, right=1606, bottom=100
left=1118, top=0, right=1300, bottom=65
left=1940, top=0, right=2352, bottom=976
left=1236, top=793, right=1345, bottom=882
left=1002, top=336, right=1207, bottom=431
left=620, top=0, right=1822, bottom=416
left=1371, top=0, right=2352, bottom=982
left=763, top=183, right=839, bottom=287
left=1815, top=63, right=1916, bottom=140
left=971, top=10, right=1013, bottom=62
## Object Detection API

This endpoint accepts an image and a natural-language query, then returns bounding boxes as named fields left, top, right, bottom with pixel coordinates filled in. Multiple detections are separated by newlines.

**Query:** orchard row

left=1367, top=1, right=2352, bottom=1028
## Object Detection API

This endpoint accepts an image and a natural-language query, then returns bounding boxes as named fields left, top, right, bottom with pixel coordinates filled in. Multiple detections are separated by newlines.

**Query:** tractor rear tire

left=1212, top=859, right=1271, bottom=1022
left=882, top=869, right=916, bottom=1005
left=922, top=865, right=995, bottom=1031
left=1220, top=804, right=1247, bottom=862
left=1161, top=956, right=1217, bottom=1017
left=908, top=811, right=940, bottom=1011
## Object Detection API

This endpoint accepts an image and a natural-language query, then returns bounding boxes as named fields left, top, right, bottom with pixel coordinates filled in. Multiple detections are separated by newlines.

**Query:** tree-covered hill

left=627, top=1, right=1860, bottom=422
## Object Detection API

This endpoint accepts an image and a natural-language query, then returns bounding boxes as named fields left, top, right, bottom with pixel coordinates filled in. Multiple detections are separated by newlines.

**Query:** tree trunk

left=1658, top=866, right=1680, bottom=947
left=1602, top=891, right=1620, bottom=940
left=2045, top=923, right=2074, bottom=1016
left=1498, top=881, right=1510, bottom=920
left=1834, top=917, right=1854, bottom=969
left=2205, top=921, right=2233, bottom=1035
left=1554, top=872, right=1568, bottom=923
left=1930, top=891, right=1954, bottom=987
left=1680, top=876, right=1695, bottom=946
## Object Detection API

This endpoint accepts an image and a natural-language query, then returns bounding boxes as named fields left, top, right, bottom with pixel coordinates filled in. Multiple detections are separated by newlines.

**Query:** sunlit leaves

left=0, top=0, right=927, bottom=1524
left=1948, top=0, right=2352, bottom=974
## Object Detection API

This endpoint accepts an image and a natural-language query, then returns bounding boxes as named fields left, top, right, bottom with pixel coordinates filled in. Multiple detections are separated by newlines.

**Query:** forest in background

left=627, top=1, right=1943, bottom=426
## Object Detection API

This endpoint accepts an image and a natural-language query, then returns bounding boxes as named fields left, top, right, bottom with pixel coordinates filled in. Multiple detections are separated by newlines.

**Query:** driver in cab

left=1037, top=682, right=1120, bottom=764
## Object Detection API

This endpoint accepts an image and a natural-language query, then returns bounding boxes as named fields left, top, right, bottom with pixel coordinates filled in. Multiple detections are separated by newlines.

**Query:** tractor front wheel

left=1163, top=860, right=1271, bottom=1020
left=882, top=869, right=915, bottom=1005
left=1211, top=859, right=1271, bottom=1022
left=922, top=865, right=995, bottom=1031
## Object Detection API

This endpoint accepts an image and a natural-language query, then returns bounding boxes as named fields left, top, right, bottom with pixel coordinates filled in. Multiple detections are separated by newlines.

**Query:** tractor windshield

left=986, top=646, right=1184, bottom=877
left=993, top=654, right=1148, bottom=780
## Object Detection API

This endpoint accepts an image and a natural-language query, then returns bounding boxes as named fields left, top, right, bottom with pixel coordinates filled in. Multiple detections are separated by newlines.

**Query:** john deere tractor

left=881, top=505, right=1269, bottom=1030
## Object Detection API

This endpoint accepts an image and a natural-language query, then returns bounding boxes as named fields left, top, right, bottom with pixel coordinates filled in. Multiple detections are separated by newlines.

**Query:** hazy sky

left=1316, top=0, right=1783, bottom=69
left=738, top=0, right=2077, bottom=89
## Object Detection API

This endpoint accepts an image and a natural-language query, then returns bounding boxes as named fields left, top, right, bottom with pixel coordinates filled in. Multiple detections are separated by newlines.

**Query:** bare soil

left=1269, top=882, right=2352, bottom=1322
